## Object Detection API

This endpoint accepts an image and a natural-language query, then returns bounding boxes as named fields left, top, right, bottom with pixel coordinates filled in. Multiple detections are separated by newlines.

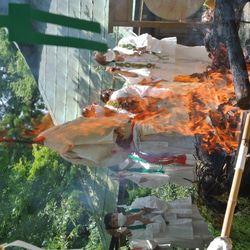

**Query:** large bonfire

left=173, top=56, right=250, bottom=215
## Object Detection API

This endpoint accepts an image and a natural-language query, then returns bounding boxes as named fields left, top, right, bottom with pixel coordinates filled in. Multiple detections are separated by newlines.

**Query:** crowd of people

left=36, top=33, right=234, bottom=249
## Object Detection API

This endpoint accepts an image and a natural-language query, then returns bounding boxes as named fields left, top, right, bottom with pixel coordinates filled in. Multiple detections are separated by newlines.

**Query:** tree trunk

left=0, top=137, right=43, bottom=145
left=218, top=0, right=250, bottom=110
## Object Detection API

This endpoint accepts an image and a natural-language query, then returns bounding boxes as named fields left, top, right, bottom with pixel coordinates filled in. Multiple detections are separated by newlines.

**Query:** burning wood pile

left=193, top=0, right=250, bottom=218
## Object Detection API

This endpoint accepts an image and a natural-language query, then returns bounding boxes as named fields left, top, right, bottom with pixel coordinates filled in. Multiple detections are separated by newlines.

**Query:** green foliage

left=198, top=195, right=250, bottom=250
left=0, top=27, right=45, bottom=149
left=85, top=217, right=103, bottom=250
left=7, top=50, right=38, bottom=102
left=0, top=145, right=90, bottom=249
left=151, top=182, right=196, bottom=203
left=0, top=26, right=47, bottom=169
left=123, top=180, right=151, bottom=205
left=124, top=180, right=196, bottom=207
left=39, top=198, right=83, bottom=249
left=0, top=28, right=13, bottom=62
left=0, top=28, right=38, bottom=103
left=0, top=27, right=97, bottom=249
left=107, top=100, right=123, bottom=109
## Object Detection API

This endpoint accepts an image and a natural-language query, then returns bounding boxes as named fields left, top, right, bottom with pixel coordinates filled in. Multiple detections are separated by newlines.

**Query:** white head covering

left=117, top=213, right=127, bottom=227
left=105, top=49, right=116, bottom=62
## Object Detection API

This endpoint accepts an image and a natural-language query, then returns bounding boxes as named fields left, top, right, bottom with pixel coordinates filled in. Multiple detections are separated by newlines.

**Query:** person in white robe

left=104, top=196, right=213, bottom=249
left=100, top=81, right=201, bottom=115
left=80, top=103, right=197, bottom=162
left=98, top=81, right=205, bottom=160
left=37, top=115, right=195, bottom=167
left=99, top=80, right=204, bottom=158
left=110, top=169, right=170, bottom=189
left=100, top=84, right=169, bottom=114
left=37, top=95, right=202, bottom=167
left=94, top=33, right=211, bottom=83
left=80, top=104, right=197, bottom=162
left=110, top=153, right=196, bottom=187
left=109, top=84, right=168, bottom=101
left=37, top=115, right=133, bottom=167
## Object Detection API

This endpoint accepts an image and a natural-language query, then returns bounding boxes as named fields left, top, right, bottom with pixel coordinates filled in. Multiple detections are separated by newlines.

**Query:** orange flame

left=129, top=67, right=245, bottom=154
left=20, top=113, right=54, bottom=139
left=177, top=68, right=244, bottom=154
left=32, top=62, right=249, bottom=156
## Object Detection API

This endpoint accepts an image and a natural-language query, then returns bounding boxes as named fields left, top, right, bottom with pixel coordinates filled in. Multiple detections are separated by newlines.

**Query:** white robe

left=38, top=111, right=197, bottom=167
left=109, top=84, right=169, bottom=112
left=113, top=171, right=170, bottom=189
left=114, top=33, right=210, bottom=82
left=110, top=85, right=168, bottom=101
left=120, top=196, right=213, bottom=249
left=133, top=111, right=196, bottom=155
left=116, top=155, right=195, bottom=187
left=110, top=81, right=201, bottom=102
left=129, top=239, right=172, bottom=250
left=38, top=116, right=132, bottom=167
left=109, top=83, right=199, bottom=157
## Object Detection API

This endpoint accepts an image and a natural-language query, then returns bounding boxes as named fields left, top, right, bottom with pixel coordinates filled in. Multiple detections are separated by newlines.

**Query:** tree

left=0, top=28, right=45, bottom=140
left=0, top=145, right=90, bottom=248
left=0, top=27, right=52, bottom=162
left=0, top=27, right=92, bottom=248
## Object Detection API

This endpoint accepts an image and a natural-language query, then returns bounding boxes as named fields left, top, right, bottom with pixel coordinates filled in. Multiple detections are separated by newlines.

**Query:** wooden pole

left=218, top=0, right=250, bottom=110
left=221, top=112, right=250, bottom=236
left=138, top=0, right=144, bottom=36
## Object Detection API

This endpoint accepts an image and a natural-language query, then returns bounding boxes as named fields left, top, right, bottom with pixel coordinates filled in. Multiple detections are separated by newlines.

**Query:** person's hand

left=133, top=208, right=147, bottom=217
left=138, top=207, right=155, bottom=216
left=106, top=66, right=118, bottom=74
left=143, top=207, right=155, bottom=213
left=133, top=46, right=148, bottom=54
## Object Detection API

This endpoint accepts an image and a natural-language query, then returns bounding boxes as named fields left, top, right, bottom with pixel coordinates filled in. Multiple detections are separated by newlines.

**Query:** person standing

left=94, top=33, right=210, bottom=82
left=104, top=196, right=213, bottom=249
